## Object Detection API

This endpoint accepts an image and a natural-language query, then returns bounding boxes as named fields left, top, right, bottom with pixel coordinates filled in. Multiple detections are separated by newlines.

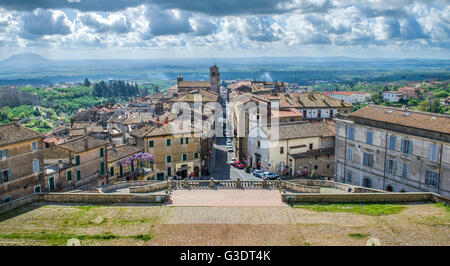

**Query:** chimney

left=58, top=159, right=63, bottom=170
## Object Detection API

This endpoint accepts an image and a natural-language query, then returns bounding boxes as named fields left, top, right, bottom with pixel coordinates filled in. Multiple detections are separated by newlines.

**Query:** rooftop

left=107, top=145, right=144, bottom=163
left=58, top=136, right=108, bottom=153
left=0, top=122, right=42, bottom=147
left=349, top=105, right=450, bottom=135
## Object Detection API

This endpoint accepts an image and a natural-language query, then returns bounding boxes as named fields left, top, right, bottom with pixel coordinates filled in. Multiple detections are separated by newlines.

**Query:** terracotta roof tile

left=0, top=122, right=42, bottom=147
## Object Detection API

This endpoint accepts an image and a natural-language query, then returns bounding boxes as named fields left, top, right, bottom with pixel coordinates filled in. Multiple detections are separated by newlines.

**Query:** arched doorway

left=386, top=185, right=393, bottom=192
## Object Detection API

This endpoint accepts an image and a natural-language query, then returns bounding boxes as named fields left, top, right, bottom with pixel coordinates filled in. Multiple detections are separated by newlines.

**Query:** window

left=182, top=154, right=187, bottom=161
left=110, top=166, right=114, bottom=176
left=32, top=159, right=39, bottom=173
left=76, top=170, right=81, bottom=181
left=347, top=171, right=353, bottom=183
left=363, top=177, right=372, bottom=188
left=180, top=138, right=184, bottom=144
left=321, top=141, right=326, bottom=148
left=194, top=152, right=199, bottom=159
left=402, top=163, right=408, bottom=178
left=366, top=131, right=373, bottom=145
left=309, top=143, right=313, bottom=150
left=401, top=139, right=413, bottom=154
left=167, top=167, right=172, bottom=176
left=166, top=139, right=171, bottom=146
left=347, top=148, right=353, bottom=161
left=149, top=140, right=154, bottom=148
left=349, top=127, right=355, bottom=140
left=389, top=136, right=396, bottom=150
left=257, top=141, right=261, bottom=148
left=34, top=185, right=41, bottom=193
left=425, top=170, right=439, bottom=187
left=387, top=159, right=396, bottom=175
left=166, top=155, right=172, bottom=163
left=67, top=170, right=72, bottom=181
left=32, top=141, right=37, bottom=151
left=314, top=165, right=318, bottom=170
left=363, top=153, right=374, bottom=167
left=430, top=144, right=439, bottom=162
left=119, top=165, right=123, bottom=177
left=100, top=147, right=104, bottom=157
left=0, top=149, right=9, bottom=159
left=328, top=140, right=334, bottom=147
left=130, top=160, right=134, bottom=172
left=280, top=147, right=284, bottom=154
left=100, top=162, right=105, bottom=175
left=185, top=137, right=189, bottom=144
left=75, top=155, right=80, bottom=165
left=1, top=169, right=11, bottom=184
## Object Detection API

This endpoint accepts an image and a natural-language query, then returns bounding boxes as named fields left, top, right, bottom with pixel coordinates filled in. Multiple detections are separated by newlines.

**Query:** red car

left=231, top=161, right=245, bottom=169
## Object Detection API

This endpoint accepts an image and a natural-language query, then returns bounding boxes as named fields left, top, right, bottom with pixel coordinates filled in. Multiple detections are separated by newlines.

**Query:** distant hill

left=2, top=53, right=51, bottom=65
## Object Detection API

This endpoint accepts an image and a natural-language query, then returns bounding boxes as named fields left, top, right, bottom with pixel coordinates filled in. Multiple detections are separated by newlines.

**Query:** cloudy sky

left=0, top=0, right=449, bottom=60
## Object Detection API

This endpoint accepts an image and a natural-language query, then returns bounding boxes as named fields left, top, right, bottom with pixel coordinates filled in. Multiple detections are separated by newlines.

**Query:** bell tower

left=209, top=65, right=220, bottom=93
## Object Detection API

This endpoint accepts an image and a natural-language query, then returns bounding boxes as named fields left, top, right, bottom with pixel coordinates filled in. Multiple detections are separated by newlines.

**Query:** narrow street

left=210, top=137, right=260, bottom=181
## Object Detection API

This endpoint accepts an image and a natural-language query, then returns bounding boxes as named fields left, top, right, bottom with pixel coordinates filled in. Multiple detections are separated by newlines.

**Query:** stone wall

left=100, top=180, right=160, bottom=193
left=0, top=193, right=38, bottom=214
left=129, top=181, right=170, bottom=193
left=280, top=181, right=321, bottom=193
left=281, top=191, right=446, bottom=204
left=38, top=192, right=168, bottom=204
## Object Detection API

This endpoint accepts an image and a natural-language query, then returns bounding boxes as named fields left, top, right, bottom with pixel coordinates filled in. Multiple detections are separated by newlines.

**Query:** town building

left=176, top=65, right=221, bottom=94
left=0, top=120, right=45, bottom=202
left=247, top=121, right=336, bottom=177
left=131, top=117, right=201, bottom=180
left=398, top=87, right=424, bottom=99
left=44, top=136, right=109, bottom=191
left=334, top=105, right=450, bottom=197
left=383, top=91, right=407, bottom=102
left=107, top=145, right=149, bottom=183
left=323, top=91, right=371, bottom=104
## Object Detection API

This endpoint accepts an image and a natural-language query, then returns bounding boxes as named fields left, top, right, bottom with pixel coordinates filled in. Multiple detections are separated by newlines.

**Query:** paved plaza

left=168, top=189, right=286, bottom=206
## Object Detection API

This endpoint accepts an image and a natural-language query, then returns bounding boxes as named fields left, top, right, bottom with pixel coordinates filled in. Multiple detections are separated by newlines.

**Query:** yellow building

left=107, top=145, right=150, bottom=183
left=131, top=119, right=201, bottom=180
left=0, top=121, right=44, bottom=202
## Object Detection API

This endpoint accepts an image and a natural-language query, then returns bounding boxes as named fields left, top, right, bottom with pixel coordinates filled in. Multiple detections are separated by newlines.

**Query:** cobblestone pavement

left=168, top=189, right=286, bottom=207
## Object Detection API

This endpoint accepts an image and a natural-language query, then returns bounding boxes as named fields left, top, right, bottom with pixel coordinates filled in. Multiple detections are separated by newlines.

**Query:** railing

left=168, top=178, right=281, bottom=190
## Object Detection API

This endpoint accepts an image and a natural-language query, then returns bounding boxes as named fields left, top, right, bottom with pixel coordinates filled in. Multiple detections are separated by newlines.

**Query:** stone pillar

left=236, top=178, right=241, bottom=188
left=262, top=178, right=267, bottom=188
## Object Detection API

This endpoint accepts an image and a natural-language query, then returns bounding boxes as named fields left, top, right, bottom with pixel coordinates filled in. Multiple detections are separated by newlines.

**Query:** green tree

left=83, top=78, right=91, bottom=87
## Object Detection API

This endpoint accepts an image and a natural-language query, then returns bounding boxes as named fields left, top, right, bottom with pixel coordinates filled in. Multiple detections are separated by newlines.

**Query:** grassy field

left=293, top=203, right=406, bottom=216
left=0, top=202, right=448, bottom=246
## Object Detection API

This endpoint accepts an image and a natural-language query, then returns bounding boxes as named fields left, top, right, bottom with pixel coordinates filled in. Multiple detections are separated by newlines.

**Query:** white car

left=230, top=158, right=237, bottom=164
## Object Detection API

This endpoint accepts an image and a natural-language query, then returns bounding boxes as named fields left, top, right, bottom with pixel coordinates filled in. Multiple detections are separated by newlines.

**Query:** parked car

left=231, top=161, right=245, bottom=169
left=295, top=170, right=309, bottom=177
left=252, top=169, right=264, bottom=177
left=230, top=158, right=237, bottom=164
left=262, top=172, right=279, bottom=180
left=226, top=140, right=232, bottom=145
left=227, top=147, right=234, bottom=152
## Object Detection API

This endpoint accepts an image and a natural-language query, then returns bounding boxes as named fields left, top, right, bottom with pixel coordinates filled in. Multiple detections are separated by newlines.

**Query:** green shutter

left=185, top=137, right=188, bottom=144
left=167, top=139, right=171, bottom=146
left=183, top=154, right=187, bottom=161
left=194, top=152, right=198, bottom=159
left=67, top=171, right=72, bottom=181
left=110, top=166, right=114, bottom=176
left=167, top=156, right=171, bottom=163
left=131, top=160, right=134, bottom=172
left=75, top=155, right=80, bottom=165
left=100, top=162, right=105, bottom=175
left=180, top=138, right=183, bottom=144
left=76, top=170, right=81, bottom=180
left=149, top=140, right=154, bottom=147
left=100, top=147, right=104, bottom=157
left=119, top=165, right=123, bottom=177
